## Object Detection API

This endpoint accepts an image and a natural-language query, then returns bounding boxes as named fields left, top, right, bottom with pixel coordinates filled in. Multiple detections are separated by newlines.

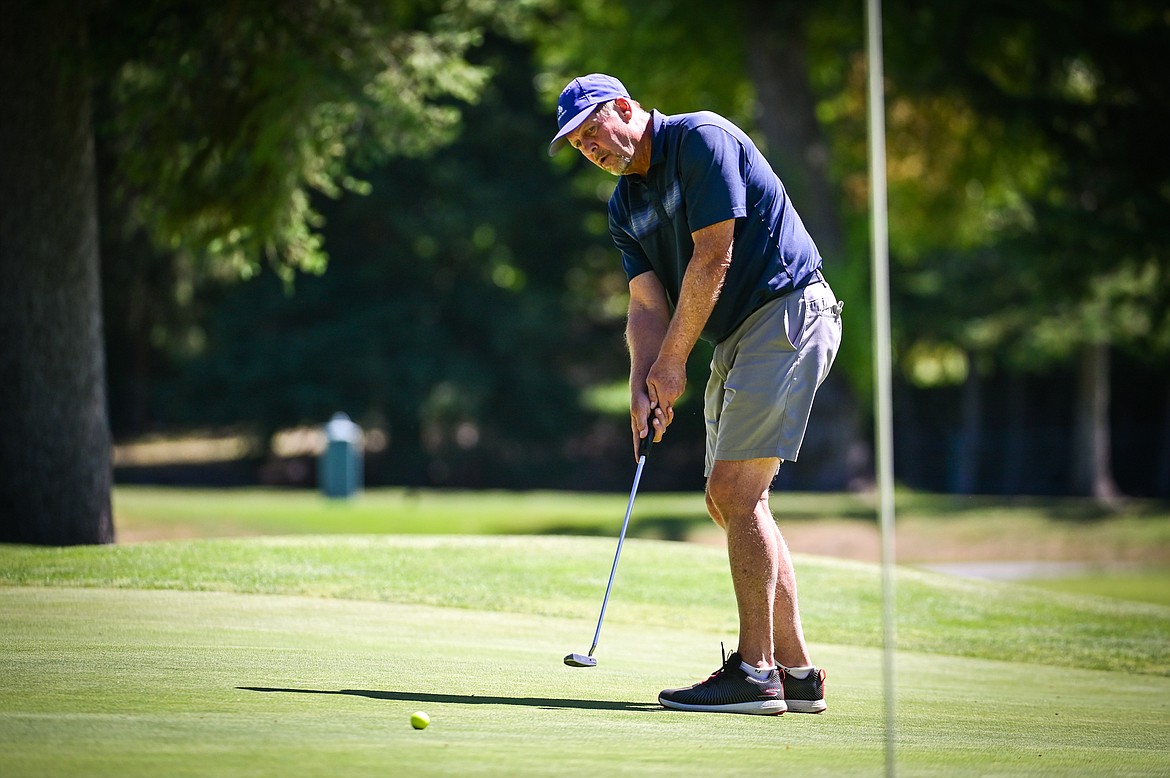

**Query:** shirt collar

left=648, top=110, right=666, bottom=170
left=624, top=110, right=665, bottom=186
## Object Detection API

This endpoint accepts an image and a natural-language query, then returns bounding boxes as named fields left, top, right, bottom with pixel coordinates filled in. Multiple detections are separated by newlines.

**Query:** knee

left=704, top=490, right=727, bottom=530
left=706, top=470, right=770, bottom=529
left=705, top=474, right=745, bottom=529
left=705, top=477, right=729, bottom=516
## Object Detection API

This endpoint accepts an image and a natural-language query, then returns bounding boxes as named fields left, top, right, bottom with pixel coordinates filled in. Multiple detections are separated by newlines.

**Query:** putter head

left=564, top=652, right=597, bottom=668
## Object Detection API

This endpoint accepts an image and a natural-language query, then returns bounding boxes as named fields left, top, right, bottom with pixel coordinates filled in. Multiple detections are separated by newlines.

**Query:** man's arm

left=644, top=218, right=735, bottom=420
left=627, top=271, right=671, bottom=453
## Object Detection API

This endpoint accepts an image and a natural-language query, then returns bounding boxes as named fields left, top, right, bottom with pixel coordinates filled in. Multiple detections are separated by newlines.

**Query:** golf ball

left=410, top=711, right=430, bottom=730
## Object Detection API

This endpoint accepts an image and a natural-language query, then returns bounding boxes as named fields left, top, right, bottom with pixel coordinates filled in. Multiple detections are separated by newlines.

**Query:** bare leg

left=705, top=458, right=784, bottom=670
left=771, top=521, right=811, bottom=668
left=707, top=460, right=812, bottom=670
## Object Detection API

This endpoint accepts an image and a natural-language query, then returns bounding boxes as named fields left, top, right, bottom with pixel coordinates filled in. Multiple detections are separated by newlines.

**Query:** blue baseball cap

left=548, top=74, right=630, bottom=156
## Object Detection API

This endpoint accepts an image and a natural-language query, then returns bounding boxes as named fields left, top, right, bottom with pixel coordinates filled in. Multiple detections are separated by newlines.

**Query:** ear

left=613, top=96, right=634, bottom=119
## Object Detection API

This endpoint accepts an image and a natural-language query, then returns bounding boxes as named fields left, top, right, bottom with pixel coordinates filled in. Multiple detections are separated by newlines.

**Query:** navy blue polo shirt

left=609, top=110, right=822, bottom=344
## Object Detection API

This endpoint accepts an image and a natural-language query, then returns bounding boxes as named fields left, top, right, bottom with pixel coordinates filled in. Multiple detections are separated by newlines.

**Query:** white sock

left=784, top=665, right=813, bottom=679
left=740, top=661, right=777, bottom=680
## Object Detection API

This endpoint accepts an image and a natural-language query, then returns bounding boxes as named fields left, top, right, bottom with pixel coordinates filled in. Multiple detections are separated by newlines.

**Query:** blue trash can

left=319, top=412, right=363, bottom=499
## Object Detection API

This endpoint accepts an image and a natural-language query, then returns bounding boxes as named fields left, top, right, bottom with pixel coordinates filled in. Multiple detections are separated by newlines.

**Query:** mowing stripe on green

left=2, top=535, right=1167, bottom=675
left=2, top=585, right=1168, bottom=777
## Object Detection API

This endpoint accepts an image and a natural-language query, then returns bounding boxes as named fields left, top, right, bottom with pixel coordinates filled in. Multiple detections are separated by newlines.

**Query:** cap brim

left=548, top=107, right=595, bottom=157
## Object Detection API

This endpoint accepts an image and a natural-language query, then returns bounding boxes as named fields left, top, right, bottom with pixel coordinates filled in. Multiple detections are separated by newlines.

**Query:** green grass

left=5, top=487, right=1170, bottom=775
left=1023, top=568, right=1170, bottom=607
left=113, top=486, right=1170, bottom=562
left=2, top=536, right=1168, bottom=676
left=113, top=487, right=719, bottom=541
left=2, top=535, right=1170, bottom=776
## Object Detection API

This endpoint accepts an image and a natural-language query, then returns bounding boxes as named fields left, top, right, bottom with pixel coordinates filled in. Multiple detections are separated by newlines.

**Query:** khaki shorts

left=703, top=277, right=843, bottom=476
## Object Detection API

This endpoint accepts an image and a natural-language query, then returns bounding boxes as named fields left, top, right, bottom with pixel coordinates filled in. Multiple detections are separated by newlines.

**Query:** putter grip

left=639, top=417, right=655, bottom=458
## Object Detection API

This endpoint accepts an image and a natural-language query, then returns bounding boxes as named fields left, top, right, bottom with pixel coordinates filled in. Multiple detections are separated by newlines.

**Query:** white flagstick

left=866, top=0, right=898, bottom=774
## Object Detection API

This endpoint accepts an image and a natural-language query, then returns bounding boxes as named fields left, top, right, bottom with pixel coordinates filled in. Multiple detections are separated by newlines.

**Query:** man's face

left=565, top=101, right=635, bottom=176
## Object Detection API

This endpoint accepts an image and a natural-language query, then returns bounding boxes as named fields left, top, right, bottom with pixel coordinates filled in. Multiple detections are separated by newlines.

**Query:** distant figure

left=320, top=412, right=363, bottom=498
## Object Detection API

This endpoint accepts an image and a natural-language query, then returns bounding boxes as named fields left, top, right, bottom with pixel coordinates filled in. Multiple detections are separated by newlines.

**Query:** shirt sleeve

left=610, top=199, right=654, bottom=281
left=678, top=123, right=748, bottom=232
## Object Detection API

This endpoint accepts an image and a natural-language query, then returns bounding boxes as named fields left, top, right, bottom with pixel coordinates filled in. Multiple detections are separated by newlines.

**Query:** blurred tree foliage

left=878, top=0, right=1170, bottom=499
left=95, top=1, right=560, bottom=443
left=156, top=35, right=626, bottom=487
left=93, top=0, right=520, bottom=281
left=6, top=0, right=549, bottom=544
left=97, top=0, right=1170, bottom=498
left=882, top=0, right=1170, bottom=365
left=113, top=0, right=873, bottom=489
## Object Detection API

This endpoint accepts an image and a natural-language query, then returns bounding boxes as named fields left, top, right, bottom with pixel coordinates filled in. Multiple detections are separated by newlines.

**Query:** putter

left=564, top=421, right=655, bottom=668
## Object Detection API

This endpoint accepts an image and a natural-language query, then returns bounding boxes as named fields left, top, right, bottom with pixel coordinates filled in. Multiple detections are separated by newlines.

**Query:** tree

left=740, top=0, right=870, bottom=489
left=1, top=2, right=113, bottom=545
left=160, top=34, right=616, bottom=489
left=884, top=0, right=1170, bottom=501
left=1, top=0, right=526, bottom=544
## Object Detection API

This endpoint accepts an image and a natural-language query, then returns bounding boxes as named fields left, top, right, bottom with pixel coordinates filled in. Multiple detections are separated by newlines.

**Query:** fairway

left=2, top=535, right=1169, bottom=776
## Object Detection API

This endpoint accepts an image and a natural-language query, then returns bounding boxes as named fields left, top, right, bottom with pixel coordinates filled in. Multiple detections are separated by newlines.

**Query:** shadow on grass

left=239, top=686, right=662, bottom=713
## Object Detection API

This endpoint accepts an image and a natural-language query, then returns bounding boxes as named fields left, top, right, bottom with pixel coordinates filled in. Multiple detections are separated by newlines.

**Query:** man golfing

left=550, top=74, right=842, bottom=715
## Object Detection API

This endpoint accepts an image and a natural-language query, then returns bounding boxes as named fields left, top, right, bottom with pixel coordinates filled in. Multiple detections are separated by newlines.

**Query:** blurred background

left=6, top=1, right=1169, bottom=544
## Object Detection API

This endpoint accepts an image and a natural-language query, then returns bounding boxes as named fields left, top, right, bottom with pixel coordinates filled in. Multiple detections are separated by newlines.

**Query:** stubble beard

left=606, top=153, right=632, bottom=176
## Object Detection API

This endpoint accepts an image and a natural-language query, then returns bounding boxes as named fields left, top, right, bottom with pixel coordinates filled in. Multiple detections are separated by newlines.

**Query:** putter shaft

left=587, top=434, right=652, bottom=652
left=565, top=427, right=654, bottom=668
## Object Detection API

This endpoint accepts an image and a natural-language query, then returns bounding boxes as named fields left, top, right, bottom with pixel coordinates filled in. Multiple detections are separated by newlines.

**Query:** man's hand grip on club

left=633, top=406, right=669, bottom=461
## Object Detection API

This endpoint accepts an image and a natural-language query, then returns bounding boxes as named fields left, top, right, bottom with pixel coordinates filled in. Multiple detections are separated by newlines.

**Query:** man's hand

left=633, top=353, right=681, bottom=460
left=646, top=355, right=684, bottom=424
left=630, top=397, right=670, bottom=459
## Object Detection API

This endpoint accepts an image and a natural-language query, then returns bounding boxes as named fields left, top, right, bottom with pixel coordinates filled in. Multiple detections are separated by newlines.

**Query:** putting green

left=3, top=535, right=1167, bottom=675
left=1, top=540, right=1169, bottom=777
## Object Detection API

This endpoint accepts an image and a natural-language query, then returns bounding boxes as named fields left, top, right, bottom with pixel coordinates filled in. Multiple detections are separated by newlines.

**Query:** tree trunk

left=743, top=1, right=863, bottom=490
left=0, top=2, right=114, bottom=544
left=742, top=1, right=845, bottom=263
left=1072, top=342, right=1122, bottom=507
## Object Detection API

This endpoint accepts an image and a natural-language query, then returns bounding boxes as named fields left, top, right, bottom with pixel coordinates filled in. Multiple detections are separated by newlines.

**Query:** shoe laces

left=702, top=642, right=733, bottom=683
